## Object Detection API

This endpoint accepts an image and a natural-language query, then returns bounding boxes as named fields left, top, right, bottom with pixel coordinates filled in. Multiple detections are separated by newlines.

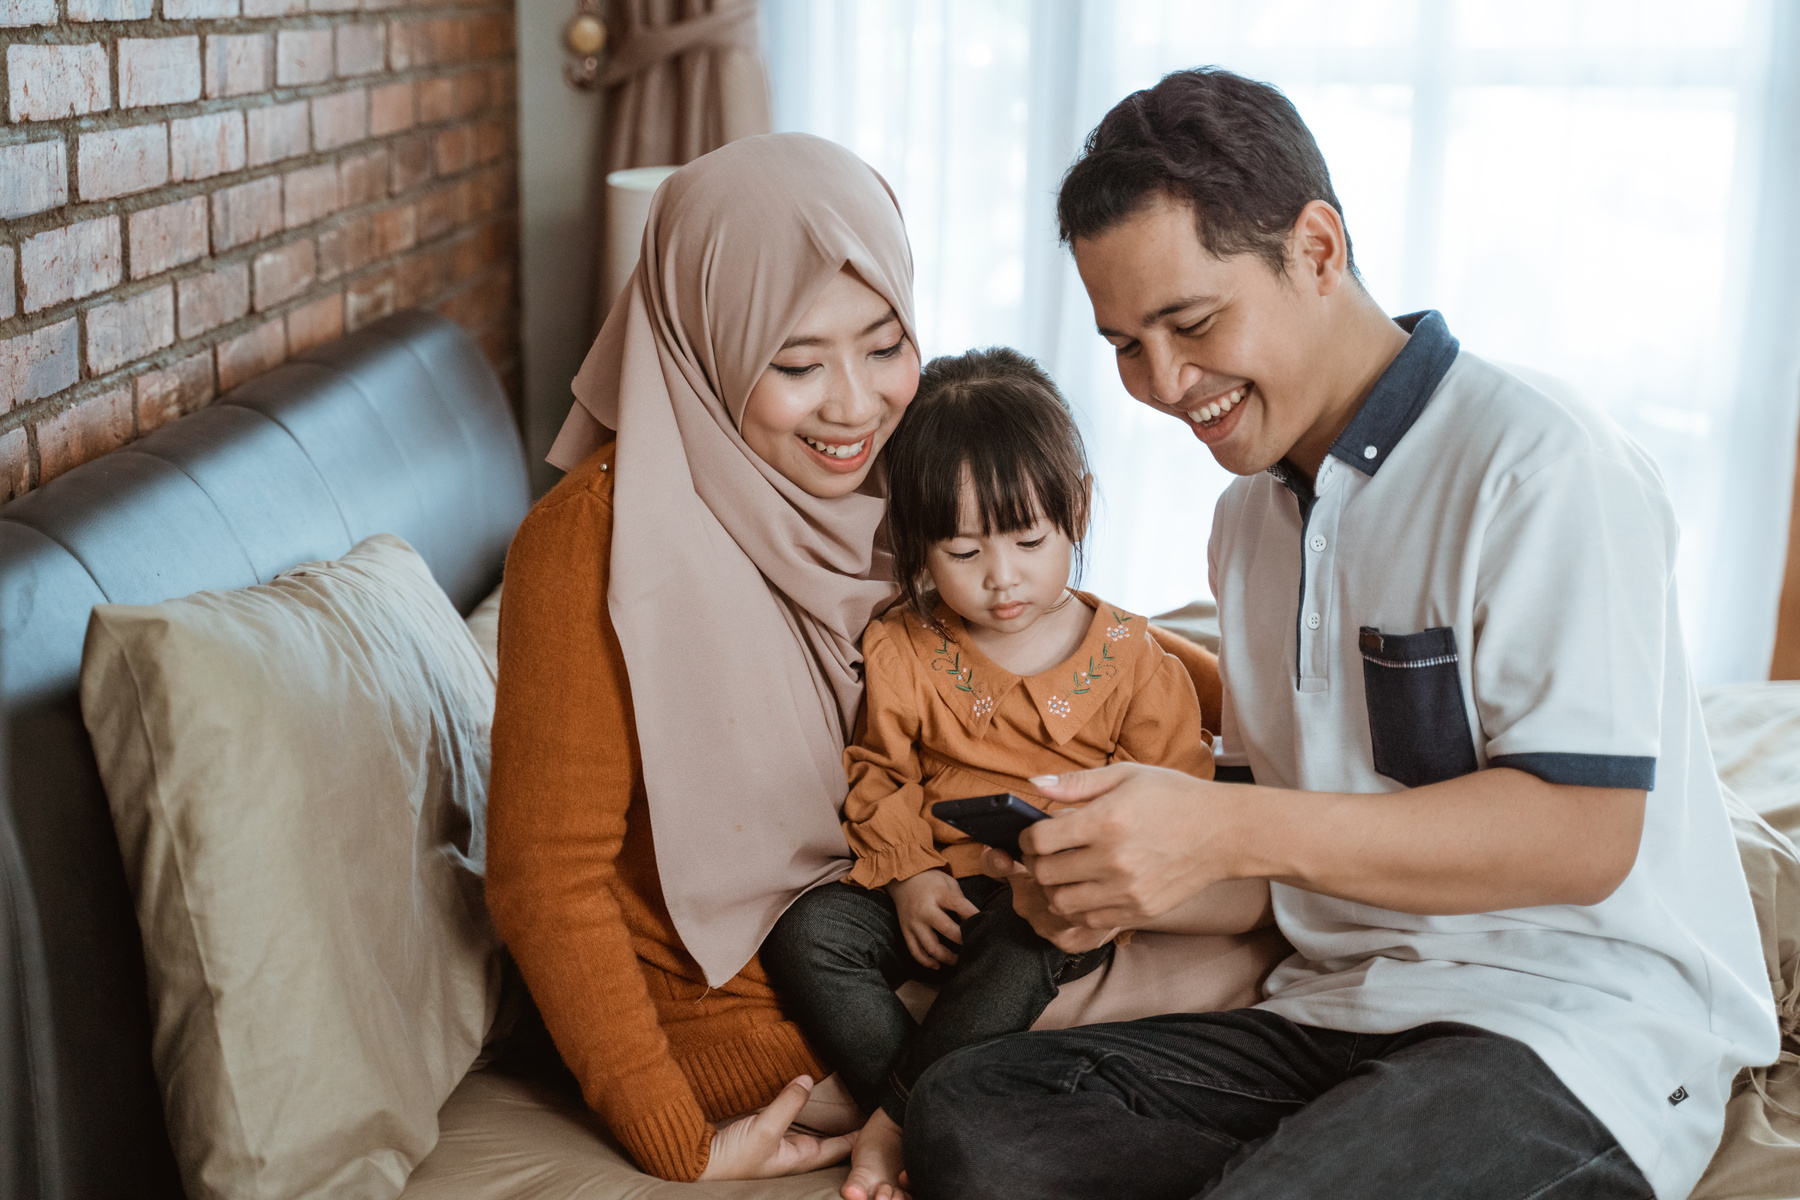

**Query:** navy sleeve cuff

left=1488, top=752, right=1656, bottom=790
left=1214, top=764, right=1256, bottom=784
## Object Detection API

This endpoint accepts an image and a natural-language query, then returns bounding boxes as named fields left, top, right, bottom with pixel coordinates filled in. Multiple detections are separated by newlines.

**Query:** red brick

left=488, top=65, right=517, bottom=109
left=286, top=292, right=343, bottom=353
left=68, top=0, right=150, bottom=15
left=176, top=262, right=249, bottom=338
left=338, top=149, right=387, bottom=207
left=215, top=318, right=286, bottom=391
left=119, top=37, right=201, bottom=109
left=416, top=78, right=455, bottom=125
left=369, top=82, right=413, bottom=136
left=416, top=185, right=458, bottom=241
left=1, top=0, right=56, bottom=25
left=395, top=248, right=438, bottom=306
left=242, top=0, right=302, bottom=15
left=317, top=215, right=373, bottom=280
left=0, top=139, right=67, bottom=219
left=247, top=100, right=310, bottom=167
left=389, top=133, right=432, bottom=193
left=164, top=0, right=237, bottom=16
left=86, top=284, right=175, bottom=374
left=0, top=248, right=12, bottom=321
left=7, top=44, right=109, bottom=122
left=429, top=18, right=470, bottom=65
left=387, top=21, right=418, bottom=70
left=346, top=269, right=396, bottom=329
left=37, top=387, right=133, bottom=482
left=205, top=34, right=271, bottom=99
left=212, top=176, right=284, bottom=251
left=128, top=197, right=208, bottom=280
left=135, top=351, right=213, bottom=433
left=275, top=29, right=333, bottom=88
left=0, top=429, right=27, bottom=503
left=471, top=13, right=511, bottom=60
left=336, top=24, right=386, bottom=77
left=455, top=70, right=489, bottom=118
left=252, top=240, right=316, bottom=310
left=312, top=89, right=368, bottom=153
left=372, top=203, right=415, bottom=255
left=0, top=319, right=77, bottom=410
left=284, top=163, right=340, bottom=228
left=170, top=111, right=246, bottom=183
left=434, top=125, right=476, bottom=176
left=21, top=218, right=121, bottom=313
left=475, top=116, right=508, bottom=164
left=438, top=267, right=511, bottom=333
left=78, top=125, right=169, bottom=201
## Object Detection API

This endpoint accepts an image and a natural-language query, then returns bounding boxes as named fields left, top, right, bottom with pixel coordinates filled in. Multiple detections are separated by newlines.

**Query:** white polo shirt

left=1210, top=312, right=1779, bottom=1199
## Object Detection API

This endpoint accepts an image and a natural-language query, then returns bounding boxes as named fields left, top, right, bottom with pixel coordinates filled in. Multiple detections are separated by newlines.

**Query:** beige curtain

left=595, top=0, right=772, bottom=324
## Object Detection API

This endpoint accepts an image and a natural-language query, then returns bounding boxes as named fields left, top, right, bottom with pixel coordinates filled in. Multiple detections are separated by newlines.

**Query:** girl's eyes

left=946, top=548, right=979, bottom=561
left=1018, top=536, right=1047, bottom=550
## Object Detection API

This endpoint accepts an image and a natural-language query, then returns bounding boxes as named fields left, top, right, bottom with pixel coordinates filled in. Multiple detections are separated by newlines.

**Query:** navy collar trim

left=1325, top=310, right=1459, bottom=477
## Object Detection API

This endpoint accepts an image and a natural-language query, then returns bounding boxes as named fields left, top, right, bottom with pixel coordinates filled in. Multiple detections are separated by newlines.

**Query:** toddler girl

left=762, top=347, right=1270, bottom=1200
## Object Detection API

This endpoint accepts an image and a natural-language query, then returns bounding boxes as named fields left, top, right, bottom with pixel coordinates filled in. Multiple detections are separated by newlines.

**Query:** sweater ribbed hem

left=675, top=1020, right=822, bottom=1120
left=613, top=1102, right=713, bottom=1183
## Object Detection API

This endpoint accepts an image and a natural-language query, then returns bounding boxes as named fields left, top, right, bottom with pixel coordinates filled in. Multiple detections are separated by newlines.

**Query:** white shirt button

left=1363, top=445, right=1379, bottom=460
left=1309, top=534, right=1327, bottom=552
left=1305, top=612, right=1321, bottom=630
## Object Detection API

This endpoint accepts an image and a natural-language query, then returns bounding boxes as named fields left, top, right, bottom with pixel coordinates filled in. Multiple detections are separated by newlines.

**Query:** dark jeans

left=904, top=1008, right=1654, bottom=1200
left=761, top=876, right=1111, bottom=1125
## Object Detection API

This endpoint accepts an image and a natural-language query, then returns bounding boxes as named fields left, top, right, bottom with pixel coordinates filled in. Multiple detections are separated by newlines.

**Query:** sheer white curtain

left=763, top=0, right=1800, bottom=682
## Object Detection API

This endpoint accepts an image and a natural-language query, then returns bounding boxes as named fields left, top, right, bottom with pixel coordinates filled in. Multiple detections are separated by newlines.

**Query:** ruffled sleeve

left=1111, top=638, right=1214, bottom=780
left=841, top=615, right=949, bottom=889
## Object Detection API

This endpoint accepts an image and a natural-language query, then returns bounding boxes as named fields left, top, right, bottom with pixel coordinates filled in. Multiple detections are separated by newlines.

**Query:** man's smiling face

left=1073, top=193, right=1334, bottom=477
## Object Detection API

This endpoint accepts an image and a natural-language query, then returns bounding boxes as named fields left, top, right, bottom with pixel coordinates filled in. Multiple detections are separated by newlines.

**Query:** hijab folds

left=548, top=133, right=916, bottom=987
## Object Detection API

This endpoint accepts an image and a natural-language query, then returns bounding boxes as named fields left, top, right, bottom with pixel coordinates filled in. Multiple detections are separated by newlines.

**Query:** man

left=904, top=68, right=1777, bottom=1200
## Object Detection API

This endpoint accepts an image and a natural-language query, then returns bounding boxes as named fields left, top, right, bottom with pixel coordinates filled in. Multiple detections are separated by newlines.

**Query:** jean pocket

left=1359, top=626, right=1478, bottom=788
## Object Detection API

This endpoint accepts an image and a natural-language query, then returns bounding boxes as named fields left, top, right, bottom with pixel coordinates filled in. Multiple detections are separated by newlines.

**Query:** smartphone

left=931, top=793, right=1052, bottom=861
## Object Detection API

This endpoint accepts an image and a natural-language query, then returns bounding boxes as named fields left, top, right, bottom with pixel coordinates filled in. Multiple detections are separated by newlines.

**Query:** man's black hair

left=884, top=347, right=1090, bottom=627
left=1057, top=66, right=1353, bottom=276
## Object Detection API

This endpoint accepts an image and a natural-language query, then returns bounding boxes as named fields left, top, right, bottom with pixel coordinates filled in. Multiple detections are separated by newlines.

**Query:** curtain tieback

left=602, top=4, right=759, bottom=87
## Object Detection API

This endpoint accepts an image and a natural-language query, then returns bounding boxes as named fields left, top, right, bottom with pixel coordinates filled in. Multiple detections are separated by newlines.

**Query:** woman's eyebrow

left=779, top=310, right=899, bottom=351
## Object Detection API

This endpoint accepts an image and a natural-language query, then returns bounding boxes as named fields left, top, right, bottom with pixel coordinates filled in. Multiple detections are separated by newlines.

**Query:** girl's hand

left=886, top=870, right=979, bottom=969
left=981, top=847, right=1120, bottom=954
left=698, top=1075, right=855, bottom=1181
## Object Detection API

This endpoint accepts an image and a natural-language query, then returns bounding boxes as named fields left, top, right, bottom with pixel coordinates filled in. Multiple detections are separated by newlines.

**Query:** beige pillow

left=80, top=534, right=503, bottom=1200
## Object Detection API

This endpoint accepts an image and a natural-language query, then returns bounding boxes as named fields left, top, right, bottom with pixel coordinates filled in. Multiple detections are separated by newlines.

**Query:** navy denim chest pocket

left=1359, top=626, right=1478, bottom=788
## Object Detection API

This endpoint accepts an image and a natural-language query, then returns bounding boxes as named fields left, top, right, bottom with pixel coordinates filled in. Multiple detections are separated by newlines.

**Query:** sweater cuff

left=613, top=1103, right=714, bottom=1183
left=844, top=842, right=949, bottom=890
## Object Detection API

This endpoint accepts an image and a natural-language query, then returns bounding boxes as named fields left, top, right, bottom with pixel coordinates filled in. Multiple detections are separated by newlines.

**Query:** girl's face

left=926, top=476, right=1076, bottom=636
left=740, top=267, right=921, bottom=499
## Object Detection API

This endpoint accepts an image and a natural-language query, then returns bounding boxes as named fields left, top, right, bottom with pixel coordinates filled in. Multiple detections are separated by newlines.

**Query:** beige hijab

left=548, top=133, right=915, bottom=987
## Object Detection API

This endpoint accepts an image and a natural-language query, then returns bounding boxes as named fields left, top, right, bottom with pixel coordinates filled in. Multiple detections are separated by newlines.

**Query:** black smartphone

left=931, top=793, right=1052, bottom=862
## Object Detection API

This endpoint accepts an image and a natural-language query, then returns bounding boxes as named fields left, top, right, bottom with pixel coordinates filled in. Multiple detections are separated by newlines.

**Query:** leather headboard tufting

left=0, top=310, right=531, bottom=1200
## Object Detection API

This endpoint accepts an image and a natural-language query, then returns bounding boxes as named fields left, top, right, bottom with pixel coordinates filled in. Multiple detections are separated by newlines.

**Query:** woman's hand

left=886, top=870, right=979, bottom=969
left=698, top=1075, right=856, bottom=1181
left=981, top=848, right=1120, bottom=954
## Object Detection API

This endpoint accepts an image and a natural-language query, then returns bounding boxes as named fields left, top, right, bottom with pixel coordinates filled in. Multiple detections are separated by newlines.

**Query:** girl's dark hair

left=1057, top=66, right=1353, bottom=277
left=884, top=347, right=1091, bottom=626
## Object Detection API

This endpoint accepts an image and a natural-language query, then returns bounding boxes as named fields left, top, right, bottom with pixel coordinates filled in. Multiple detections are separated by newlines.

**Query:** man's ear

left=1289, top=199, right=1350, bottom=297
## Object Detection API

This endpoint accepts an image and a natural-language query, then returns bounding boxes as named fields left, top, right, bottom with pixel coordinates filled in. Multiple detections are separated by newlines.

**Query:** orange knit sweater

left=485, top=442, right=1226, bottom=1182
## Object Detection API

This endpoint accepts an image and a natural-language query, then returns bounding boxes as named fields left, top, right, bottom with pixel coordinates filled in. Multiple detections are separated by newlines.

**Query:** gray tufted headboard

left=0, top=310, right=532, bottom=1199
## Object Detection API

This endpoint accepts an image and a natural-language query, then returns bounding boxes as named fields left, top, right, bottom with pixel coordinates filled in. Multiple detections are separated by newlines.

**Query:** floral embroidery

left=972, top=695, right=995, bottom=718
left=929, top=634, right=978, bottom=694
left=1043, top=612, right=1134, bottom=720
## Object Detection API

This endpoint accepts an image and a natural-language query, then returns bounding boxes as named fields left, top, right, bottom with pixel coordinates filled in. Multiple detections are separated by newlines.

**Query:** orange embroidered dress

left=842, top=593, right=1216, bottom=889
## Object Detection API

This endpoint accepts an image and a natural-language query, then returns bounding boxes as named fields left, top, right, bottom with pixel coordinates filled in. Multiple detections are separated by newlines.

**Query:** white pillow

left=80, top=534, right=502, bottom=1200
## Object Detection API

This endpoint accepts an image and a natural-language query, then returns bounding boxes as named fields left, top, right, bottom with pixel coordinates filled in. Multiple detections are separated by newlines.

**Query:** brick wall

left=0, top=0, right=519, bottom=499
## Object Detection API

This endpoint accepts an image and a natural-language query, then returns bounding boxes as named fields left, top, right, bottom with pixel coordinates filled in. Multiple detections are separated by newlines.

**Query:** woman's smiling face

left=739, top=266, right=921, bottom=498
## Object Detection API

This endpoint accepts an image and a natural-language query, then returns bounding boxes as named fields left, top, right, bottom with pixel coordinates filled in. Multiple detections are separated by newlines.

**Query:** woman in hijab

left=487, top=133, right=921, bottom=1184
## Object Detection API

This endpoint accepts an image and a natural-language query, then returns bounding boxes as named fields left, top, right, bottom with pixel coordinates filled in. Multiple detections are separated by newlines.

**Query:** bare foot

left=840, top=1108, right=908, bottom=1200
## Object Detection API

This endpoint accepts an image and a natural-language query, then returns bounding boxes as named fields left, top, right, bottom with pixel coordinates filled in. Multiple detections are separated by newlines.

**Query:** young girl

left=761, top=347, right=1272, bottom=1200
